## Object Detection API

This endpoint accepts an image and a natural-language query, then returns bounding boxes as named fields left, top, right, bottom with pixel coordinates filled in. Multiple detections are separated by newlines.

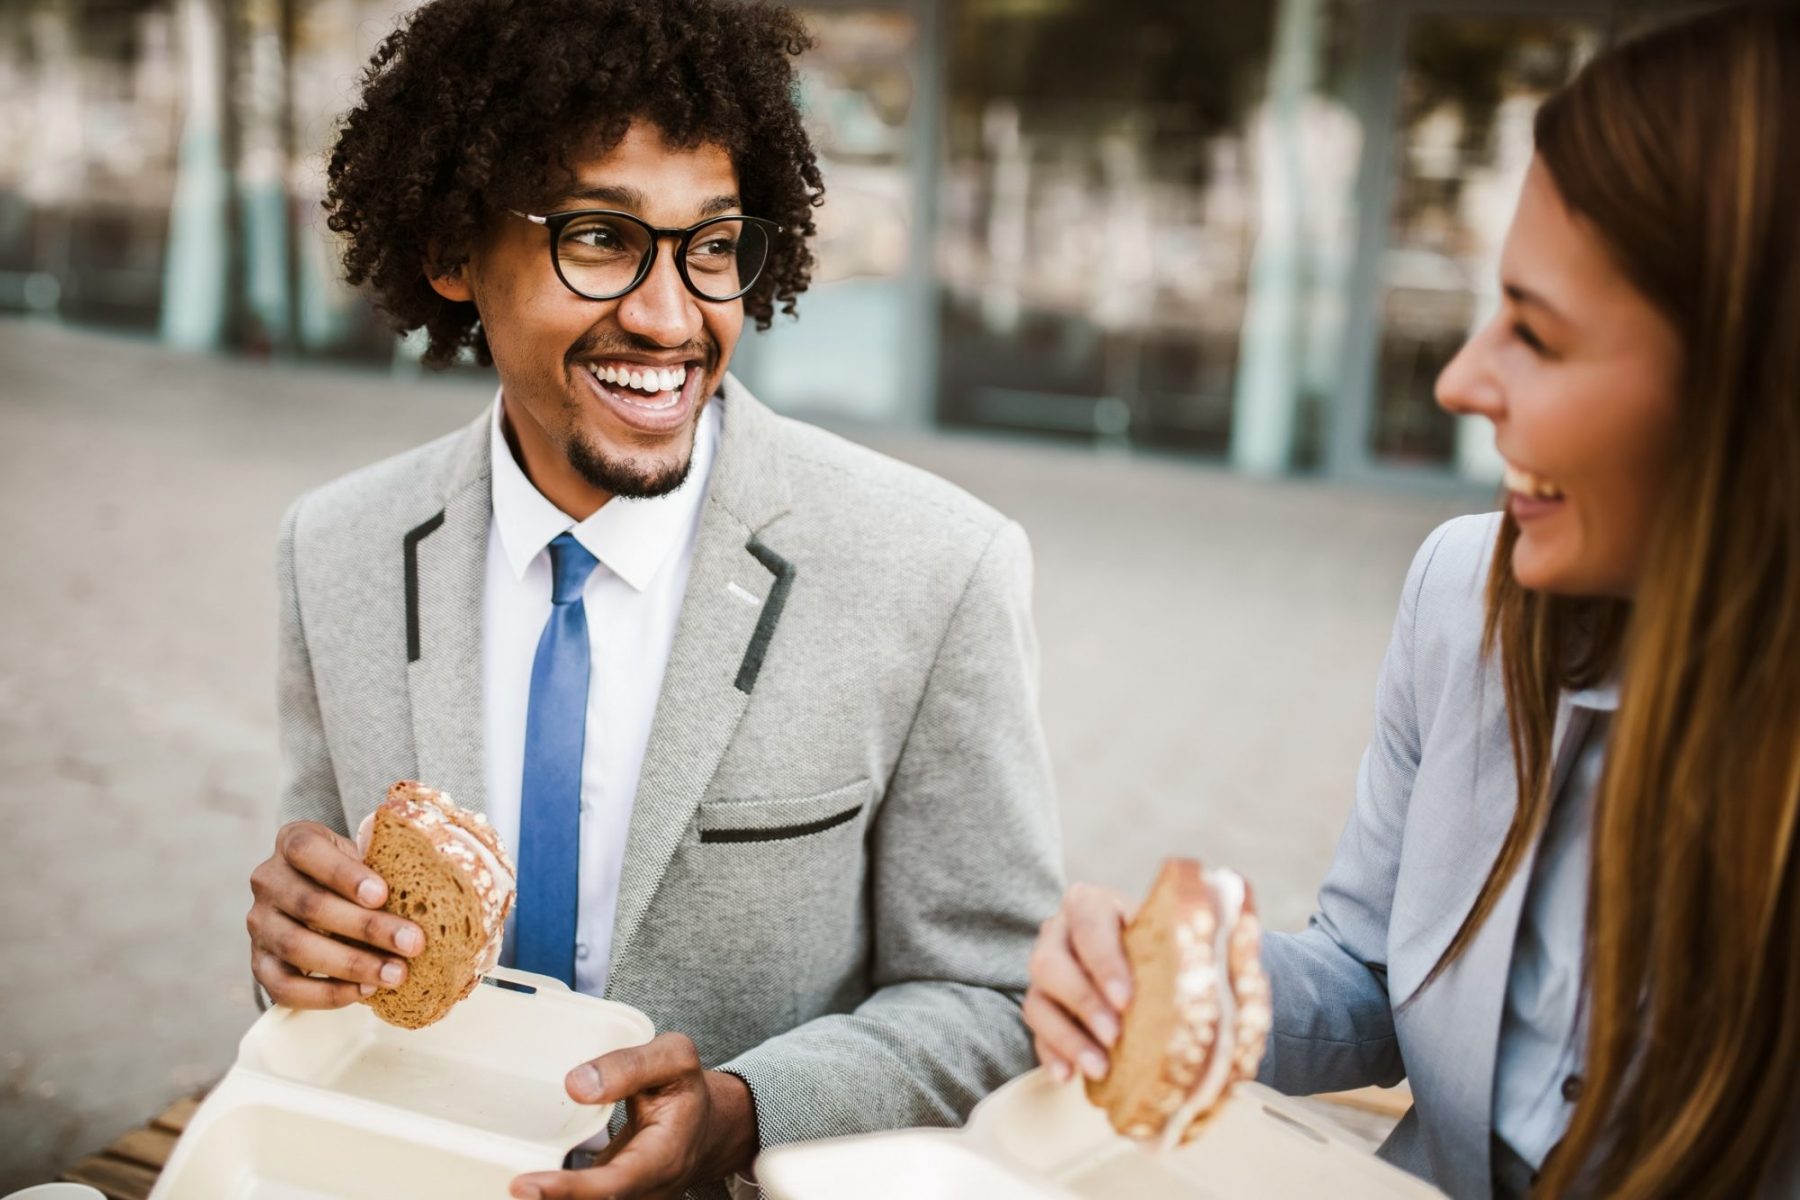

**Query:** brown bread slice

left=360, top=789, right=503, bottom=1030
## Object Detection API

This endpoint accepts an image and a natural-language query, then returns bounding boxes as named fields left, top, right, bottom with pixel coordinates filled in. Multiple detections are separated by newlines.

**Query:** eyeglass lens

left=555, top=215, right=771, bottom=301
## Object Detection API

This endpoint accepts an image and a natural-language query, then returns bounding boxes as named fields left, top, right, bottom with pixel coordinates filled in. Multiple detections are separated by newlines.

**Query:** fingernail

left=1079, top=1050, right=1108, bottom=1081
left=567, top=1063, right=602, bottom=1102
left=1048, top=1059, right=1071, bottom=1085
left=360, top=983, right=376, bottom=997
left=357, top=878, right=384, bottom=906
left=511, top=1185, right=541, bottom=1200
left=1106, top=979, right=1132, bottom=1009
left=1092, top=1010, right=1121, bottom=1047
left=380, top=962, right=405, bottom=987
left=397, top=927, right=423, bottom=955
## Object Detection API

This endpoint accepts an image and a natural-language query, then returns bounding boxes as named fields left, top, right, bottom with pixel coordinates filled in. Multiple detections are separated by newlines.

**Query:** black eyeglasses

left=509, top=208, right=782, bottom=303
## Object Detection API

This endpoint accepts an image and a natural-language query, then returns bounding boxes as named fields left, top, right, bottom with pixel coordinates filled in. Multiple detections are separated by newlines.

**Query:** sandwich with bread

left=355, top=780, right=517, bottom=1029
left=1085, top=857, right=1272, bottom=1147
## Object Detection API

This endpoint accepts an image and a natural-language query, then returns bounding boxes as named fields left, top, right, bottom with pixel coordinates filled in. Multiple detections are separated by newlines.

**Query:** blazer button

left=1561, top=1074, right=1585, bottom=1102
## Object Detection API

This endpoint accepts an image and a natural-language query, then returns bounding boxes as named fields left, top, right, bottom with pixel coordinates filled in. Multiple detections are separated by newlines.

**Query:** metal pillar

left=1229, top=0, right=1323, bottom=475
left=160, top=0, right=231, bottom=350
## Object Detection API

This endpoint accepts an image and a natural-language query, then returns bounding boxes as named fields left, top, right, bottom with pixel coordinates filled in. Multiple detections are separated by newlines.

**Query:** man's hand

left=246, top=819, right=425, bottom=1008
left=510, top=1033, right=759, bottom=1200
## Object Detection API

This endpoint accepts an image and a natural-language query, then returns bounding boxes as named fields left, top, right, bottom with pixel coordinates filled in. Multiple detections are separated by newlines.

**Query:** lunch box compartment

left=148, top=968, right=655, bottom=1200
left=239, top=974, right=634, bottom=1144
left=151, top=1104, right=521, bottom=1199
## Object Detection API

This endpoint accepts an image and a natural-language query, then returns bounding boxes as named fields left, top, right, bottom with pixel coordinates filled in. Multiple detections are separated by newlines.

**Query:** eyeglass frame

left=508, top=208, right=783, bottom=304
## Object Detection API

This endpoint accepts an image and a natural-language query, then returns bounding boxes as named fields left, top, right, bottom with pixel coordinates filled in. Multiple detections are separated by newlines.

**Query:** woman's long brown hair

left=1422, top=5, right=1800, bottom=1195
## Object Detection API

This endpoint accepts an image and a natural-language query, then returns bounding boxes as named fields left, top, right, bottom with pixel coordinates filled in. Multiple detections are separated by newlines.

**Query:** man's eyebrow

left=1503, top=282, right=1567, bottom=323
left=556, top=183, right=649, bottom=211
left=550, top=185, right=743, bottom=221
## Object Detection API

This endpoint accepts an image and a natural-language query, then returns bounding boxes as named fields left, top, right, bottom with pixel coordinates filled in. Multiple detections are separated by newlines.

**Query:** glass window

left=1369, top=14, right=1601, bottom=470
left=0, top=0, right=184, bottom=328
left=937, top=0, right=1276, bottom=452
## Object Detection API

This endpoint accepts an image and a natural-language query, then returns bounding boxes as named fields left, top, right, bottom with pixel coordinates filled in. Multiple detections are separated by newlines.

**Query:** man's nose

left=616, top=243, right=702, bottom=347
left=1435, top=318, right=1506, bottom=422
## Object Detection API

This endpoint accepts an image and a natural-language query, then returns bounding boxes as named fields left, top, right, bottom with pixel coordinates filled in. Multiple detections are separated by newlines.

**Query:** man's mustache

left=566, top=329, right=720, bottom=371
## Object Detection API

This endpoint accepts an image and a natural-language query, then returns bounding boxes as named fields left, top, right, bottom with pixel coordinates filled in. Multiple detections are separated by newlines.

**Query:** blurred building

left=0, top=0, right=1726, bottom=483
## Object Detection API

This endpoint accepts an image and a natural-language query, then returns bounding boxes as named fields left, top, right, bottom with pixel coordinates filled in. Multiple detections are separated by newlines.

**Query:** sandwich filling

left=1159, top=868, right=1246, bottom=1152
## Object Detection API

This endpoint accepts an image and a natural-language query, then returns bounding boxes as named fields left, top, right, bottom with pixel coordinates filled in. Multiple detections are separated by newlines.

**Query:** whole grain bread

left=360, top=781, right=514, bottom=1030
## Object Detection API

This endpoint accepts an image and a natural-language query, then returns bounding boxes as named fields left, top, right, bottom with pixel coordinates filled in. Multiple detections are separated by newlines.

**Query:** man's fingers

left=1029, top=925, right=1122, bottom=1048
left=278, top=820, right=387, bottom=907
left=252, top=950, right=365, bottom=1010
left=1023, top=988, right=1110, bottom=1082
left=255, top=862, right=424, bottom=958
left=566, top=1033, right=699, bottom=1104
left=261, top=910, right=407, bottom=990
left=513, top=1121, right=687, bottom=1200
left=1065, top=882, right=1135, bottom=1009
left=510, top=1114, right=689, bottom=1200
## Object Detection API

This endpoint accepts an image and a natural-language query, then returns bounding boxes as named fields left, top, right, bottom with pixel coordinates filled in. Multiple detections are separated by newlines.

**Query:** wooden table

left=57, top=1093, right=201, bottom=1200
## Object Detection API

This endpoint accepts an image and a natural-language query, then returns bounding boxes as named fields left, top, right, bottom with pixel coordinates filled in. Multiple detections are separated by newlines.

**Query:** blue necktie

left=514, top=532, right=599, bottom=986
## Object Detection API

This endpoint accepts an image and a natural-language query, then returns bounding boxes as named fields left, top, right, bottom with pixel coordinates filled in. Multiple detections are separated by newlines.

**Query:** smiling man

left=240, top=2, right=1063, bottom=1197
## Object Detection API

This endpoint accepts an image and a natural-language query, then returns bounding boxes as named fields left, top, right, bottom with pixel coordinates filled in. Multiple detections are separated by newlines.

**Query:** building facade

left=0, top=0, right=1723, bottom=483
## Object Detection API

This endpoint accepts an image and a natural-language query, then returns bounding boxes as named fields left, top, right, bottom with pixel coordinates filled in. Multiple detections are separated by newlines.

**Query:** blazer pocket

left=697, top=779, right=873, bottom=845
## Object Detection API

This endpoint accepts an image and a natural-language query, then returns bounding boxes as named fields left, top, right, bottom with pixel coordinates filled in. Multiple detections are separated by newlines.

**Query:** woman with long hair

left=1024, top=6, right=1800, bottom=1196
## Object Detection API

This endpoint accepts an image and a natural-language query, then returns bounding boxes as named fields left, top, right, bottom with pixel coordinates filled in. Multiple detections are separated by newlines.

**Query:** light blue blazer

left=1256, top=513, right=1796, bottom=1198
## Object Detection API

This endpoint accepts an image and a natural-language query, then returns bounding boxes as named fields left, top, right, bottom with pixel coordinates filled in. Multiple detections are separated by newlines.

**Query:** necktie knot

left=548, top=532, right=600, bottom=605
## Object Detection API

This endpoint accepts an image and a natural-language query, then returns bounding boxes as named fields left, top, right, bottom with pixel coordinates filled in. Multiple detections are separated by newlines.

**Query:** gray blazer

left=274, top=377, right=1065, bottom=1183
left=1259, top=513, right=1799, bottom=1199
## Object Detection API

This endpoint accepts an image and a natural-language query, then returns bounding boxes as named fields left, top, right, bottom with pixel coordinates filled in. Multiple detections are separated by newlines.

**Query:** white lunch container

left=149, top=967, right=654, bottom=1200
left=756, top=1069, right=1445, bottom=1199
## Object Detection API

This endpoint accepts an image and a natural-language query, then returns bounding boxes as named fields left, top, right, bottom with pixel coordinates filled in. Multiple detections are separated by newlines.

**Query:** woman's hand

left=1024, top=882, right=1136, bottom=1084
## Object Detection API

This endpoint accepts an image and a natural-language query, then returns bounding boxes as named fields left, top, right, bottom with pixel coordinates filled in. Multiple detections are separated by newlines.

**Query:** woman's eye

left=1511, top=321, right=1548, bottom=354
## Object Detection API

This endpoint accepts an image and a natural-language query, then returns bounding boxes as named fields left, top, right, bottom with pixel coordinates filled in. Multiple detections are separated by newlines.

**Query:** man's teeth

left=1503, top=463, right=1565, bottom=500
left=588, top=363, right=688, bottom=395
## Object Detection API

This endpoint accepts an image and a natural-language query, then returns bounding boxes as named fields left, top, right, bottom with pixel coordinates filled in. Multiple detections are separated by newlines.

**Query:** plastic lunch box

left=148, top=967, right=654, bottom=1200
left=756, top=1070, right=1447, bottom=1200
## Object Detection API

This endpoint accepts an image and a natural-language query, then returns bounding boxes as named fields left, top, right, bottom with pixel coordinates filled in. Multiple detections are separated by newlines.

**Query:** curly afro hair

left=324, top=0, right=824, bottom=367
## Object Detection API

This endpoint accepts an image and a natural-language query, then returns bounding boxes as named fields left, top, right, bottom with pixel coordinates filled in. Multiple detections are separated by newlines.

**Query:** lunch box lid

left=757, top=1071, right=1446, bottom=1199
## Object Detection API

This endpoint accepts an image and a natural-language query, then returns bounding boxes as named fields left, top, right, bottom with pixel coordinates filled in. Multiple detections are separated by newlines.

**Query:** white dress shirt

left=1492, top=680, right=1617, bottom=1175
left=481, top=391, right=720, bottom=996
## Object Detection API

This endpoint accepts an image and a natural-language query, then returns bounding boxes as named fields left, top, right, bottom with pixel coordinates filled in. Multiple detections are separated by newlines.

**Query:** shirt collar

left=488, top=389, right=719, bottom=592
left=1567, top=677, right=1621, bottom=712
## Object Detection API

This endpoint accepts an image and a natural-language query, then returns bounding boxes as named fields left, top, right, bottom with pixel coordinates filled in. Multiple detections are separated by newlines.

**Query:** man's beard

left=560, top=329, right=716, bottom=498
left=564, top=429, right=696, bottom=499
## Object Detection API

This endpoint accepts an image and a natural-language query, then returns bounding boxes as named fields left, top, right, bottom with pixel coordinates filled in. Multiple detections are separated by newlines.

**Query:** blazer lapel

left=607, top=377, right=795, bottom=978
left=1418, top=689, right=1595, bottom=1199
left=403, top=414, right=491, bottom=815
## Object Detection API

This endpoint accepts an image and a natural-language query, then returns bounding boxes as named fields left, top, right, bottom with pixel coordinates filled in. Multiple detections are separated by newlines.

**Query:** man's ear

left=426, top=258, right=474, bottom=303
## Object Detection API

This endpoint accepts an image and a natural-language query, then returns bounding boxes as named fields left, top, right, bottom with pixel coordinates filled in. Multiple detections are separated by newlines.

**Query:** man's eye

left=572, top=228, right=626, bottom=250
left=687, top=238, right=738, bottom=271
